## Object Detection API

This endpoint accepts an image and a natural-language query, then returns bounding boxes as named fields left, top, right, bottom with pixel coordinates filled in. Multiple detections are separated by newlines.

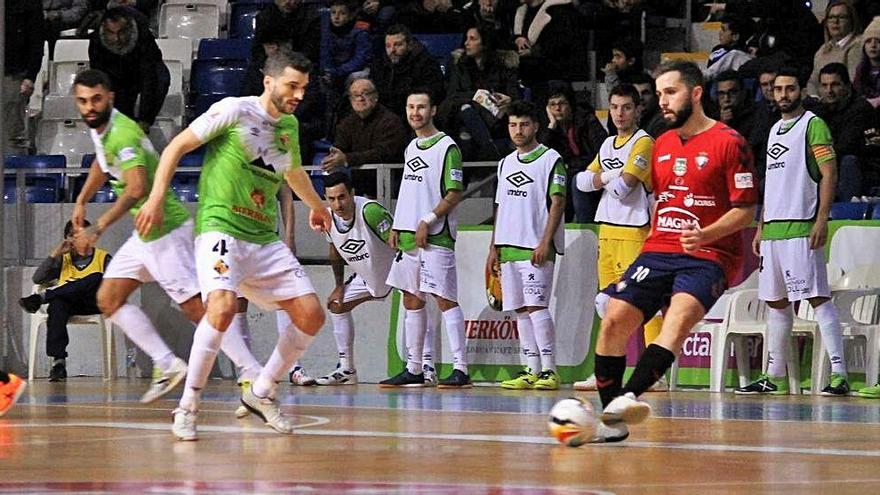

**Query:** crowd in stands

left=4, top=0, right=880, bottom=221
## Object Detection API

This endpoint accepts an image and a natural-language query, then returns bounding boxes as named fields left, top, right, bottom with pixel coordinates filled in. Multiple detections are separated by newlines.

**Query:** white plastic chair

left=27, top=285, right=115, bottom=381
left=165, top=0, right=228, bottom=28
left=49, top=60, right=90, bottom=96
left=53, top=39, right=90, bottom=63
left=157, top=38, right=194, bottom=85
left=159, top=3, right=221, bottom=52
left=36, top=118, right=93, bottom=167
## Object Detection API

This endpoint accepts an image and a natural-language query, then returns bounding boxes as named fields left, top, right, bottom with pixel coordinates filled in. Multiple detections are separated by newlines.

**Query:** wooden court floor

left=3, top=379, right=880, bottom=494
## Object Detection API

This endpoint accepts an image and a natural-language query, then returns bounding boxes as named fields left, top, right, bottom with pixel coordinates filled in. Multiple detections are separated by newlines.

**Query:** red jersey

left=642, top=121, right=759, bottom=284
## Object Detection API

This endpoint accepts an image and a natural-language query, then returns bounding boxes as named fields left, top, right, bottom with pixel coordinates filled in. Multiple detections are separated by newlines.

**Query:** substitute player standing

left=380, top=89, right=471, bottom=388
left=490, top=101, right=566, bottom=391
left=136, top=50, right=331, bottom=440
left=589, top=61, right=758, bottom=442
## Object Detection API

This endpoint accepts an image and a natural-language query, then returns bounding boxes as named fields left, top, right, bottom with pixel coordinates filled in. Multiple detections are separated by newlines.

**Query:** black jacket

left=370, top=40, right=446, bottom=118
left=5, top=0, right=45, bottom=80
left=438, top=50, right=519, bottom=128
left=816, top=93, right=876, bottom=158
left=252, top=3, right=321, bottom=63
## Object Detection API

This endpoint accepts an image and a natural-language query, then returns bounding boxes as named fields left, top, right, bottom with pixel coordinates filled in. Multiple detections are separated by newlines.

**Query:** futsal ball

left=485, top=262, right=503, bottom=311
left=548, top=397, right=597, bottom=447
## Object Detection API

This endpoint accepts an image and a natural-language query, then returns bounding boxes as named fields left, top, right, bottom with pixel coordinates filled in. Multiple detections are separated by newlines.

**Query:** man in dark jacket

left=321, top=78, right=408, bottom=197
left=712, top=70, right=759, bottom=139
left=4, top=0, right=45, bottom=154
left=370, top=24, right=446, bottom=119
left=88, top=6, right=169, bottom=131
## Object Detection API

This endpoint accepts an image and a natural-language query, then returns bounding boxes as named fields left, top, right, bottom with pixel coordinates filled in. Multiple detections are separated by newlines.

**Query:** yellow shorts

left=597, top=237, right=646, bottom=289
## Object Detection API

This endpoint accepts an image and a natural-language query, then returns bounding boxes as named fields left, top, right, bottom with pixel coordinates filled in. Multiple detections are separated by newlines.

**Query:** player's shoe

left=422, top=364, right=438, bottom=387
left=573, top=374, right=597, bottom=391
left=533, top=370, right=560, bottom=390
left=171, top=408, right=198, bottom=441
left=378, top=369, right=425, bottom=388
left=820, top=373, right=850, bottom=396
left=500, top=369, right=537, bottom=390
left=0, top=374, right=26, bottom=417
left=857, top=382, right=880, bottom=398
left=140, top=357, right=187, bottom=404
left=734, top=374, right=789, bottom=395
left=234, top=380, right=251, bottom=419
left=645, top=376, right=669, bottom=392
left=587, top=421, right=630, bottom=443
left=315, top=365, right=358, bottom=386
left=289, top=366, right=316, bottom=386
left=241, top=385, right=295, bottom=434
left=438, top=369, right=472, bottom=389
left=601, top=392, right=652, bottom=425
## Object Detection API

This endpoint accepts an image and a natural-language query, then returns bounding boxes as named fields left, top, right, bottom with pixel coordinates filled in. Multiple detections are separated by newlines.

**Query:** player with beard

left=586, top=61, right=758, bottom=443
left=735, top=67, right=849, bottom=396
left=70, top=69, right=263, bottom=406
left=135, top=50, right=332, bottom=440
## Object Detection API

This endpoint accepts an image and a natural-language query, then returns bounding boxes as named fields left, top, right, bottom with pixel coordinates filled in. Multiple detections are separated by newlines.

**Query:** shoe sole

left=533, top=385, right=559, bottom=390
left=174, top=431, right=198, bottom=441
left=240, top=399, right=294, bottom=434
left=573, top=385, right=597, bottom=391
left=500, top=384, right=533, bottom=390
left=820, top=391, right=850, bottom=396
left=0, top=381, right=27, bottom=417
left=290, top=381, right=317, bottom=386
left=857, top=393, right=880, bottom=398
left=234, top=405, right=250, bottom=419
left=315, top=380, right=357, bottom=386
left=437, top=383, right=473, bottom=389
left=140, top=368, right=187, bottom=404
left=378, top=383, right=425, bottom=388
left=601, top=403, right=652, bottom=426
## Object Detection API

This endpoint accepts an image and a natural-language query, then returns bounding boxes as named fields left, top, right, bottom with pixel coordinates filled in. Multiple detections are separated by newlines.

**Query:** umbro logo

left=506, top=171, right=534, bottom=188
left=767, top=143, right=789, bottom=160
left=601, top=157, right=625, bottom=170
left=339, top=239, right=366, bottom=255
left=406, top=157, right=430, bottom=173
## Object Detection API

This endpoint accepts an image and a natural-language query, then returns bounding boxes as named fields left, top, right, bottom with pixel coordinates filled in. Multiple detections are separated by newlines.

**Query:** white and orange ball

left=547, top=397, right=597, bottom=447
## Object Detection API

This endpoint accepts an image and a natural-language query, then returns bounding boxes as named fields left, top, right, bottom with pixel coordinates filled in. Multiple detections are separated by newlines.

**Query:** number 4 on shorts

left=212, top=239, right=228, bottom=256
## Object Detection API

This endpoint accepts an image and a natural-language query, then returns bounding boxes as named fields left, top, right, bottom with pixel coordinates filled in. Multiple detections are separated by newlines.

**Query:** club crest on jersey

left=601, top=157, right=625, bottom=170
left=213, top=259, right=229, bottom=275
left=277, top=132, right=292, bottom=152
left=673, top=158, right=687, bottom=176
left=695, top=152, right=709, bottom=169
left=406, top=157, right=430, bottom=173
left=339, top=239, right=366, bottom=255
left=767, top=143, right=789, bottom=160
left=250, top=188, right=266, bottom=209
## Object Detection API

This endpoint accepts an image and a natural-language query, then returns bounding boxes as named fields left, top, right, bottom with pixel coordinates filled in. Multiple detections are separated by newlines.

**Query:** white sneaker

left=423, top=364, right=438, bottom=387
left=315, top=367, right=358, bottom=386
left=172, top=408, right=198, bottom=441
left=601, top=392, right=652, bottom=426
left=141, top=357, right=188, bottom=404
left=241, top=385, right=294, bottom=434
left=573, top=374, right=597, bottom=391
left=289, top=366, right=316, bottom=386
left=645, top=376, right=669, bottom=392
left=587, top=421, right=629, bottom=443
left=234, top=381, right=251, bottom=419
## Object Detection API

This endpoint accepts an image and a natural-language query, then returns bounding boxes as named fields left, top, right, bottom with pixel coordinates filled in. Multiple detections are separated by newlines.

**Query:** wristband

left=600, top=169, right=621, bottom=185
left=420, top=212, right=438, bottom=225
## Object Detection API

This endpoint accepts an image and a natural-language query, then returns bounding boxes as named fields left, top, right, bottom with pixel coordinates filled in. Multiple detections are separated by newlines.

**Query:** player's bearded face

left=268, top=68, right=308, bottom=115
left=664, top=95, right=693, bottom=129
left=74, top=85, right=114, bottom=129
left=776, top=92, right=801, bottom=113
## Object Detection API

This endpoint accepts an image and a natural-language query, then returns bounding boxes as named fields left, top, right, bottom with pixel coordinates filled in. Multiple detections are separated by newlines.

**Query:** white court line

left=8, top=420, right=880, bottom=458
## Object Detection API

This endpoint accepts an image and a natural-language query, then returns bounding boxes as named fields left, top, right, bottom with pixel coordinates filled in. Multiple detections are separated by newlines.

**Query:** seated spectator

left=321, top=78, right=408, bottom=197
left=438, top=25, right=519, bottom=161
left=88, top=6, right=169, bottom=132
left=394, top=0, right=469, bottom=34
left=815, top=62, right=875, bottom=200
left=19, top=220, right=111, bottom=382
left=370, top=24, right=445, bottom=119
left=462, top=0, right=516, bottom=49
left=321, top=0, right=372, bottom=96
left=807, top=0, right=863, bottom=96
left=853, top=17, right=880, bottom=107
left=712, top=70, right=758, bottom=139
left=602, top=37, right=645, bottom=89
left=614, top=72, right=666, bottom=138
left=4, top=0, right=45, bottom=155
left=581, top=0, right=643, bottom=80
left=354, top=0, right=396, bottom=33
left=243, top=0, right=321, bottom=96
left=540, top=84, right=607, bottom=222
left=704, top=14, right=754, bottom=81
left=43, top=0, right=90, bottom=54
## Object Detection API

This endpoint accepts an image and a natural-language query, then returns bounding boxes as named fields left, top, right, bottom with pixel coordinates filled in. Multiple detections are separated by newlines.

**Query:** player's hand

left=309, top=207, right=332, bottom=233
left=809, top=218, right=828, bottom=250
left=75, top=224, right=101, bottom=245
left=135, top=197, right=164, bottom=238
left=531, top=242, right=550, bottom=266
left=679, top=224, right=705, bottom=252
left=752, top=225, right=762, bottom=256
left=486, top=245, right=499, bottom=274
left=327, top=285, right=345, bottom=307
left=416, top=221, right=429, bottom=248
left=388, top=230, right=399, bottom=250
left=71, top=203, right=86, bottom=229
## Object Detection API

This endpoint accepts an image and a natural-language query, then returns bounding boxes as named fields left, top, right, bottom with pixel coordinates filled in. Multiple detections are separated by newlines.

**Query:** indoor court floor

left=3, top=379, right=880, bottom=494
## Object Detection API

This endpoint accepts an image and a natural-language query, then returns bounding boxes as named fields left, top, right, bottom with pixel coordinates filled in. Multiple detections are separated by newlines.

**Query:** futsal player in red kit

left=588, top=61, right=759, bottom=443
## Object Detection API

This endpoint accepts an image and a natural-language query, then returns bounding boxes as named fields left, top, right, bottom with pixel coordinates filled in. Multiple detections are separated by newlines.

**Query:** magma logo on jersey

left=655, top=206, right=701, bottom=232
left=601, top=157, right=625, bottom=170
left=767, top=143, right=790, bottom=160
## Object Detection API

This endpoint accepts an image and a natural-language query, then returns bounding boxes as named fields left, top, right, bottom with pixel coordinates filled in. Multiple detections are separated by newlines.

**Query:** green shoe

left=500, top=369, right=537, bottom=390
left=533, top=369, right=560, bottom=390
left=734, top=374, right=789, bottom=395
left=820, top=373, right=850, bottom=396
left=857, top=382, right=880, bottom=398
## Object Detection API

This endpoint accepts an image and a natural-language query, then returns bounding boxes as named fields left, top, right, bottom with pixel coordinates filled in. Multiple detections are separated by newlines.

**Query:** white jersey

left=594, top=130, right=652, bottom=227
left=494, top=144, right=565, bottom=253
left=764, top=111, right=820, bottom=222
left=393, top=132, right=460, bottom=237
left=328, top=196, right=395, bottom=297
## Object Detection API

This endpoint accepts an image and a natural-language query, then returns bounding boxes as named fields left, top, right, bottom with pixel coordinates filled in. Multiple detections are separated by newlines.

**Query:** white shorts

left=103, top=220, right=200, bottom=304
left=335, top=273, right=391, bottom=304
left=195, top=231, right=315, bottom=310
left=385, top=245, right=458, bottom=302
left=500, top=260, right=555, bottom=311
left=758, top=237, right=830, bottom=302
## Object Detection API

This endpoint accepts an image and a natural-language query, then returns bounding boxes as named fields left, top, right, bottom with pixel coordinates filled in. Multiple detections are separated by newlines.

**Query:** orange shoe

left=0, top=374, right=26, bottom=417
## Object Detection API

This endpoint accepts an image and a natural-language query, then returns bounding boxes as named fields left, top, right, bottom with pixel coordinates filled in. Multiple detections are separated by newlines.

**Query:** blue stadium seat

left=5, top=154, right=65, bottom=199
left=870, top=204, right=880, bottom=219
left=229, top=1, right=272, bottom=40
left=191, top=58, right=249, bottom=95
left=4, top=178, right=59, bottom=203
left=412, top=33, right=463, bottom=73
left=81, top=154, right=96, bottom=168
left=192, top=93, right=228, bottom=120
left=92, top=186, right=117, bottom=203
left=829, top=201, right=870, bottom=220
left=198, top=38, right=253, bottom=61
left=171, top=178, right=199, bottom=202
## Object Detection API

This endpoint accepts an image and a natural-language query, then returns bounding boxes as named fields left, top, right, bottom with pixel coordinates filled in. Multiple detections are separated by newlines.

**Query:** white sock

left=222, top=313, right=261, bottom=382
left=530, top=308, right=556, bottom=372
left=442, top=306, right=467, bottom=374
left=254, top=321, right=315, bottom=398
left=405, top=308, right=427, bottom=374
left=107, top=303, right=174, bottom=370
left=766, top=306, right=794, bottom=378
left=422, top=310, right=435, bottom=370
left=331, top=311, right=354, bottom=370
left=814, top=301, right=847, bottom=376
left=516, top=312, right=541, bottom=373
left=179, top=318, right=225, bottom=411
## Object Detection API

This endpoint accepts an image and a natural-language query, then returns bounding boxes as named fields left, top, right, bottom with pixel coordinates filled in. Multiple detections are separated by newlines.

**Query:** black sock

left=0, top=371, right=8, bottom=383
left=595, top=354, right=626, bottom=408
left=622, top=344, right=676, bottom=397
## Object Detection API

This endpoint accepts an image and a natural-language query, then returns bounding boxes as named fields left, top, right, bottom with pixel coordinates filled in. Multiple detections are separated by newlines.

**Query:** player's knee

left=178, top=296, right=205, bottom=323
left=295, top=305, right=325, bottom=335
left=435, top=297, right=458, bottom=312
left=96, top=287, right=123, bottom=317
